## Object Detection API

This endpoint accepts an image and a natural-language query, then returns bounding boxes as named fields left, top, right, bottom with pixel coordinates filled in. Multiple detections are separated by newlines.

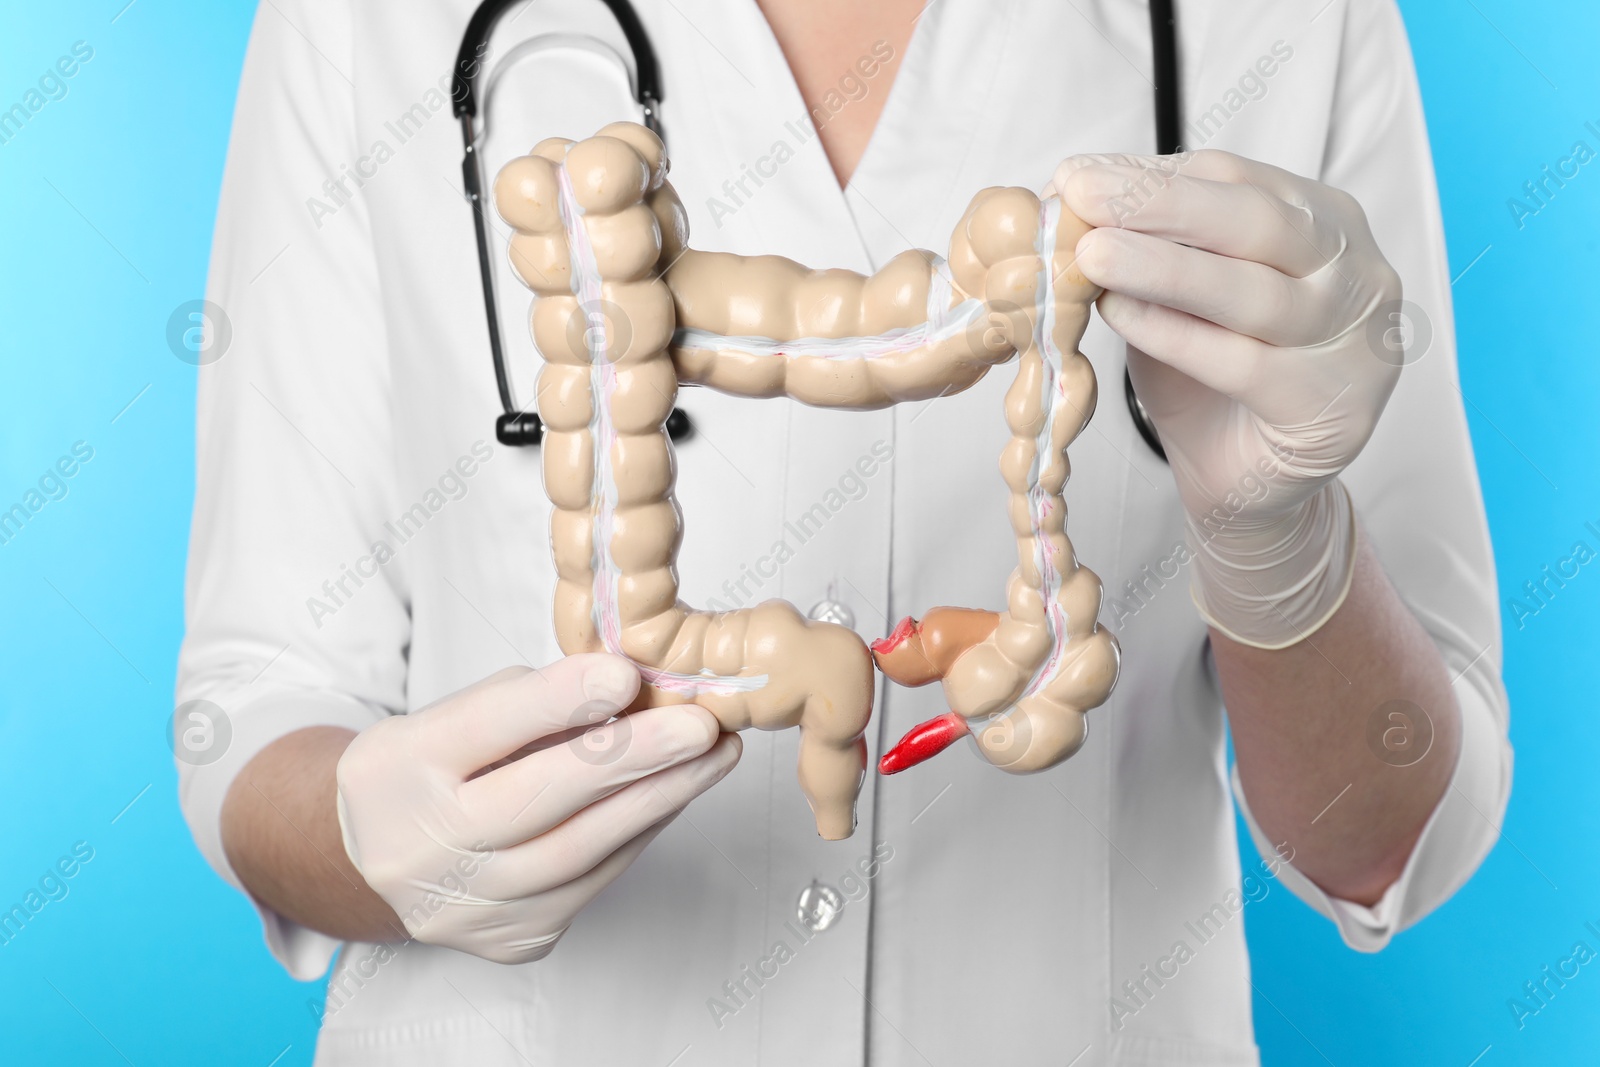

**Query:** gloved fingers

left=1171, top=150, right=1386, bottom=254
left=470, top=732, right=742, bottom=899
left=1123, top=343, right=1223, bottom=428
left=1077, top=228, right=1319, bottom=350
left=1096, top=291, right=1268, bottom=401
left=1057, top=161, right=1336, bottom=280
left=1048, top=152, right=1160, bottom=197
left=1057, top=148, right=1312, bottom=208
left=419, top=655, right=641, bottom=777
left=1152, top=149, right=1312, bottom=199
left=445, top=819, right=675, bottom=966
left=456, top=704, right=723, bottom=849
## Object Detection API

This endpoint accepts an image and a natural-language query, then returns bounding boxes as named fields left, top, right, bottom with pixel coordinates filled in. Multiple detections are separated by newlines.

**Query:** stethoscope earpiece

left=495, top=409, right=694, bottom=448
left=663, top=407, right=693, bottom=442
left=495, top=412, right=544, bottom=447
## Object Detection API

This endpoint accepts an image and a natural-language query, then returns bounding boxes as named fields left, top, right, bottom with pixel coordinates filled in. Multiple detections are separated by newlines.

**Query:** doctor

left=178, top=0, right=1510, bottom=1063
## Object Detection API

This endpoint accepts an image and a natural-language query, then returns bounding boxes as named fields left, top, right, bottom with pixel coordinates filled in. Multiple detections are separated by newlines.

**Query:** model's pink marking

left=872, top=615, right=919, bottom=657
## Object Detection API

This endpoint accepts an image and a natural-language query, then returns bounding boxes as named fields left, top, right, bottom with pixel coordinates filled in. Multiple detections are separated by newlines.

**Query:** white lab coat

left=177, top=0, right=1511, bottom=1063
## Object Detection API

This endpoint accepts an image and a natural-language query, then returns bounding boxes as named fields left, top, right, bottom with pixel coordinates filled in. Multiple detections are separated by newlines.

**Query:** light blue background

left=0, top=2, right=1594, bottom=1063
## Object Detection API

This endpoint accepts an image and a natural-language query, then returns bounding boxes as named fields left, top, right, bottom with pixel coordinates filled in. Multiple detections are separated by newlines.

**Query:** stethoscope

left=454, top=0, right=1178, bottom=462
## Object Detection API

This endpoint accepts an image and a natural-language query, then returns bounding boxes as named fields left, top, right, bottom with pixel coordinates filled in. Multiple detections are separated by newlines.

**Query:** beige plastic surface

left=494, top=122, right=1120, bottom=836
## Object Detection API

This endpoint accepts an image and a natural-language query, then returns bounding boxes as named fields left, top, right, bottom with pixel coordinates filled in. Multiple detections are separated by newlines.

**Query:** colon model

left=494, top=122, right=1119, bottom=839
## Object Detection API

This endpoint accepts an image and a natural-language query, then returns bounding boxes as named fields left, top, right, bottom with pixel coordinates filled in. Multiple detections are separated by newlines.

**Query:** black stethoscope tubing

left=453, top=0, right=672, bottom=447
left=455, top=0, right=1177, bottom=461
left=1138, top=0, right=1178, bottom=462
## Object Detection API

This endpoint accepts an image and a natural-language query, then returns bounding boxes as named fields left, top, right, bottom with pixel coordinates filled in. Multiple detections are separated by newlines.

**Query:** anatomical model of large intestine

left=494, top=122, right=1119, bottom=840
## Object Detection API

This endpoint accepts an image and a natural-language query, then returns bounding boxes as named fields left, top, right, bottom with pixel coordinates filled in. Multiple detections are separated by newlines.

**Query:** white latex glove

left=335, top=654, right=740, bottom=964
left=1053, top=149, right=1406, bottom=649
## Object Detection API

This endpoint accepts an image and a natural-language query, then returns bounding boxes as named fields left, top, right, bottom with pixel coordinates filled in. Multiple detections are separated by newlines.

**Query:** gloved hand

left=334, top=654, right=740, bottom=964
left=1053, top=149, right=1405, bottom=649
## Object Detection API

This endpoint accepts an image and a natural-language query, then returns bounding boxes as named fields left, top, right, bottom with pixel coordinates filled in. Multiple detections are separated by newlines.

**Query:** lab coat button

left=797, top=880, right=845, bottom=932
left=807, top=599, right=855, bottom=630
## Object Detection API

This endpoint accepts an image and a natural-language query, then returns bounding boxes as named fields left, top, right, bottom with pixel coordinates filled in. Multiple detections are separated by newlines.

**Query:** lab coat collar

left=843, top=0, right=1025, bottom=261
